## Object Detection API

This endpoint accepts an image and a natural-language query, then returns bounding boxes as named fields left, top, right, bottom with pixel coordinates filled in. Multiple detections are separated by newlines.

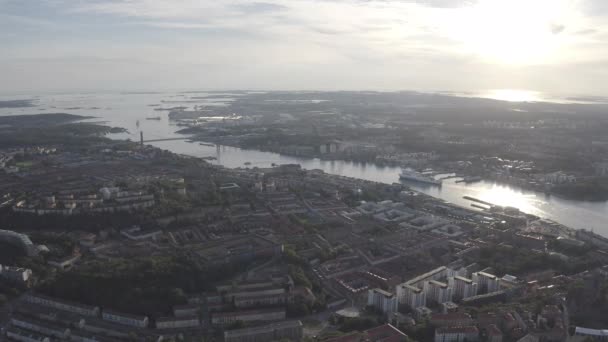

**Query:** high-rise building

left=396, top=284, right=426, bottom=309
left=367, top=288, right=398, bottom=314
left=448, top=276, right=478, bottom=301
left=423, top=280, right=452, bottom=304
left=472, top=272, right=500, bottom=294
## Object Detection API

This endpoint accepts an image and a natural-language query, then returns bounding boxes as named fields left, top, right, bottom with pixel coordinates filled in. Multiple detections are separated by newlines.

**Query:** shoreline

left=143, top=138, right=592, bottom=238
left=180, top=134, right=608, bottom=204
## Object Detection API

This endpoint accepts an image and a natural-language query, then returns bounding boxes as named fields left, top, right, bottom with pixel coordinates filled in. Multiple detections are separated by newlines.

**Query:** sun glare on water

left=475, top=184, right=542, bottom=214
left=484, top=89, right=542, bottom=102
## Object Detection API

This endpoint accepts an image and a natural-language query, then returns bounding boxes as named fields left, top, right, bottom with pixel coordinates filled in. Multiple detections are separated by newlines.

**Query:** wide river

left=1, top=92, right=607, bottom=235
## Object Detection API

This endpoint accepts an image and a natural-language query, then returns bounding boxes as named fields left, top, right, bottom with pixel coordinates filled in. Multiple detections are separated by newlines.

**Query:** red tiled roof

left=437, top=326, right=479, bottom=334
left=366, top=324, right=408, bottom=341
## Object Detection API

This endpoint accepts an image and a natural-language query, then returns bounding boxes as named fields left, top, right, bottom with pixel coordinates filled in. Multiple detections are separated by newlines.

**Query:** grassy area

left=15, top=161, right=33, bottom=168
left=302, top=318, right=322, bottom=327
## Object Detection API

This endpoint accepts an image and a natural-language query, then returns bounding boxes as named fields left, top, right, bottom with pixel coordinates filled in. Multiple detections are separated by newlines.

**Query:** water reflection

left=1, top=93, right=606, bottom=235
left=149, top=139, right=608, bottom=234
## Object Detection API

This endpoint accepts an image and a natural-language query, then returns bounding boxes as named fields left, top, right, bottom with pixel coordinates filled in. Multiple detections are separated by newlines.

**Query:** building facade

left=156, top=316, right=200, bottom=329
left=102, top=309, right=149, bottom=328
left=472, top=272, right=500, bottom=294
left=367, top=288, right=398, bottom=314
left=24, top=294, right=100, bottom=317
left=397, top=284, right=426, bottom=309
left=448, top=276, right=478, bottom=301
left=211, top=309, right=286, bottom=326
left=424, top=280, right=453, bottom=304
left=224, top=320, right=303, bottom=342
left=435, top=326, right=479, bottom=342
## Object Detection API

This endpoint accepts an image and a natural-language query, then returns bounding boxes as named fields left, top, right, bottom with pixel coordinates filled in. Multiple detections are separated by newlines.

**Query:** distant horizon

left=2, top=88, right=608, bottom=105
left=3, top=1, right=608, bottom=96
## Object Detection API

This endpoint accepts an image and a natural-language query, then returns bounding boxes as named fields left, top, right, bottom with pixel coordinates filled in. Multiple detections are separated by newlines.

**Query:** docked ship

left=399, top=168, right=442, bottom=185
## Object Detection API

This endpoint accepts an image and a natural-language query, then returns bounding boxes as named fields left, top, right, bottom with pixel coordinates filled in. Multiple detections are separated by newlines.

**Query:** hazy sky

left=1, top=0, right=607, bottom=95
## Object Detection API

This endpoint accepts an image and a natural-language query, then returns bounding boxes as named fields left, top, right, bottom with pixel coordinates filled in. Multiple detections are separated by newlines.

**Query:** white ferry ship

left=399, top=168, right=442, bottom=185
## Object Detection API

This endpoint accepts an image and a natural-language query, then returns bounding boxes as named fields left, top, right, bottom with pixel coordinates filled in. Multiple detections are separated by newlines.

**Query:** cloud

left=338, top=0, right=476, bottom=8
left=550, top=23, right=566, bottom=34
left=580, top=0, right=608, bottom=16
left=2, top=0, right=608, bottom=94
left=233, top=2, right=287, bottom=13
left=408, top=0, right=476, bottom=8
left=574, top=28, right=598, bottom=35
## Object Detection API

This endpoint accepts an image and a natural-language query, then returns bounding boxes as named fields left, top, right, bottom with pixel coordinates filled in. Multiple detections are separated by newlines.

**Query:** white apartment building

left=396, top=283, right=426, bottom=309
left=472, top=272, right=500, bottom=294
left=156, top=316, right=200, bottom=329
left=11, top=315, right=71, bottom=339
left=367, top=288, right=398, bottom=314
left=448, top=276, right=478, bottom=301
left=211, top=309, right=286, bottom=326
left=24, top=294, right=100, bottom=317
left=423, top=280, right=452, bottom=304
left=435, top=326, right=479, bottom=342
left=102, top=309, right=149, bottom=328
left=6, top=328, right=51, bottom=342
left=0, top=264, right=32, bottom=283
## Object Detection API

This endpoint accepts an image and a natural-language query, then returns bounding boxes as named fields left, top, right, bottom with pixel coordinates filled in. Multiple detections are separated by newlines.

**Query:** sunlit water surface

left=1, top=92, right=606, bottom=235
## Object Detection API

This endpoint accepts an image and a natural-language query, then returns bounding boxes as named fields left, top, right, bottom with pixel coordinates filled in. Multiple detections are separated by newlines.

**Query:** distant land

left=0, top=113, right=92, bottom=128
left=0, top=99, right=36, bottom=108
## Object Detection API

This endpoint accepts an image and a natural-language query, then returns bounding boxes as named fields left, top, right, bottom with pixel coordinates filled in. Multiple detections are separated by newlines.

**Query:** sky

left=1, top=0, right=608, bottom=95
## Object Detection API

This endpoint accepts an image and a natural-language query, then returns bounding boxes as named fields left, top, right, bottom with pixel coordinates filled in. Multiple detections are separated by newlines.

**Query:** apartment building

left=102, top=309, right=149, bottom=328
left=367, top=288, right=398, bottom=314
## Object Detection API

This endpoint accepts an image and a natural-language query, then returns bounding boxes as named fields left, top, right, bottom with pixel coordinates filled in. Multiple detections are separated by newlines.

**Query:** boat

left=146, top=116, right=161, bottom=120
left=456, top=176, right=482, bottom=184
left=399, top=168, right=442, bottom=185
left=244, top=162, right=252, bottom=165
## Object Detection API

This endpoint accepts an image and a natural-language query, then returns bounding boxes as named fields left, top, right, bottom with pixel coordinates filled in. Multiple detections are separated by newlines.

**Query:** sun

left=451, top=0, right=570, bottom=65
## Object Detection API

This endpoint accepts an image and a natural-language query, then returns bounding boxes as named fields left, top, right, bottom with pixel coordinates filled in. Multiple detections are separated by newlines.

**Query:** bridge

left=142, top=137, right=190, bottom=143
left=136, top=131, right=192, bottom=144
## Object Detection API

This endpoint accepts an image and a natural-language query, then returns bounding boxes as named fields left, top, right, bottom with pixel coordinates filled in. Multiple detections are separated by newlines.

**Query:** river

left=1, top=92, right=607, bottom=234
left=148, top=139, right=608, bottom=233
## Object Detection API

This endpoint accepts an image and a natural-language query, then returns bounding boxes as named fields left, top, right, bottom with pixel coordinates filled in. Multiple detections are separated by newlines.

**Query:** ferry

left=399, top=168, right=442, bottom=185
